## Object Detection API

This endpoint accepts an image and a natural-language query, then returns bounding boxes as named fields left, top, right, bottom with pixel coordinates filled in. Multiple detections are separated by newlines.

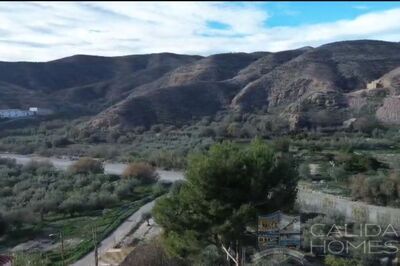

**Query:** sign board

left=258, top=211, right=301, bottom=250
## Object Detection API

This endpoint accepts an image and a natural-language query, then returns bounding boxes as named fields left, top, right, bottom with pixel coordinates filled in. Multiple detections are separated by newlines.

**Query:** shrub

left=22, top=160, right=54, bottom=175
left=12, top=253, right=50, bottom=266
left=147, top=151, right=187, bottom=169
left=3, top=208, right=38, bottom=229
left=298, top=163, right=311, bottom=180
left=198, top=127, right=216, bottom=138
left=52, top=136, right=72, bottom=147
left=324, top=255, right=358, bottom=266
left=68, top=158, right=104, bottom=174
left=273, top=138, right=290, bottom=152
left=329, top=165, right=348, bottom=182
left=0, top=158, right=17, bottom=168
left=352, top=116, right=381, bottom=134
left=87, top=192, right=118, bottom=209
left=350, top=174, right=369, bottom=201
left=60, top=194, right=87, bottom=216
left=351, top=171, right=400, bottom=206
left=122, top=162, right=159, bottom=184
left=335, top=152, right=386, bottom=173
left=31, top=197, right=59, bottom=220
left=120, top=239, right=186, bottom=266
left=151, top=124, right=163, bottom=133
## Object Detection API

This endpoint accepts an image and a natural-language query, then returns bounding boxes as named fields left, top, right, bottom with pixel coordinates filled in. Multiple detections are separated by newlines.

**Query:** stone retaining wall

left=297, top=189, right=400, bottom=227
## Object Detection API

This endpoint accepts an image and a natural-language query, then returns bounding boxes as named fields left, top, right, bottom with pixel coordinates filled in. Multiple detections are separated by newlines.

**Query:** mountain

left=1, top=40, right=400, bottom=132
left=0, top=53, right=201, bottom=112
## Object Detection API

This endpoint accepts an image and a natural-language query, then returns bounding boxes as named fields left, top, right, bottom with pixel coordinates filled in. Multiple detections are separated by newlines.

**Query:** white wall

left=0, top=109, right=35, bottom=118
left=297, top=188, right=400, bottom=227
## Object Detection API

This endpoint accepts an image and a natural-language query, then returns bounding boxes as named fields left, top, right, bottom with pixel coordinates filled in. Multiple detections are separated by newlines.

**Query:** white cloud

left=0, top=2, right=399, bottom=61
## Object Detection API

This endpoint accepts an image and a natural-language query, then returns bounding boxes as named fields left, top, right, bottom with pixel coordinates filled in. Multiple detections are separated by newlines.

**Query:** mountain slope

left=1, top=40, right=400, bottom=132
left=0, top=53, right=201, bottom=113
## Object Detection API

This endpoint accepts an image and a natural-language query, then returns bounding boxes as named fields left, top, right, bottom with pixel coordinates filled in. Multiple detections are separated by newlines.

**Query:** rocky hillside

left=2, top=40, right=400, bottom=131
left=0, top=53, right=200, bottom=112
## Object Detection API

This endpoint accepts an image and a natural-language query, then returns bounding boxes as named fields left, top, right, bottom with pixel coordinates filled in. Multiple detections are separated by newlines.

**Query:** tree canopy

left=153, top=139, right=298, bottom=261
left=68, top=157, right=104, bottom=174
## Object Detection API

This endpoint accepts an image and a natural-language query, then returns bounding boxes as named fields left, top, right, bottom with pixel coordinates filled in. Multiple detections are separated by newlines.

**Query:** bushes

left=88, top=192, right=118, bottom=210
left=115, top=179, right=139, bottom=199
left=273, top=137, right=290, bottom=152
left=60, top=194, right=87, bottom=216
left=3, top=208, right=38, bottom=229
left=59, top=192, right=118, bottom=216
left=351, top=115, right=382, bottom=134
left=328, top=165, right=348, bottom=182
left=68, top=157, right=104, bottom=174
left=122, top=162, right=159, bottom=184
left=147, top=151, right=187, bottom=169
left=12, top=253, right=50, bottom=266
left=120, top=239, right=187, bottom=266
left=350, top=171, right=400, bottom=206
left=22, top=160, right=54, bottom=175
left=31, top=196, right=61, bottom=220
left=298, top=163, right=311, bottom=180
left=198, top=127, right=215, bottom=138
left=0, top=158, right=17, bottom=168
left=52, top=136, right=72, bottom=147
left=335, top=152, right=387, bottom=173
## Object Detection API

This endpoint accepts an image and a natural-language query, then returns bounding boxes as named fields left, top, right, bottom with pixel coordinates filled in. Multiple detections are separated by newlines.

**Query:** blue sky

left=262, top=2, right=400, bottom=26
left=1, top=2, right=400, bottom=61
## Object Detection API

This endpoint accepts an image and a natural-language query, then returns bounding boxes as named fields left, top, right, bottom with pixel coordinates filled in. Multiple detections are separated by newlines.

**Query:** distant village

left=0, top=107, right=53, bottom=119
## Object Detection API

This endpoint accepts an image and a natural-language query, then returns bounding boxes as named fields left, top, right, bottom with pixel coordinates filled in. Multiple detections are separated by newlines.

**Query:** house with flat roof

left=29, top=107, right=54, bottom=116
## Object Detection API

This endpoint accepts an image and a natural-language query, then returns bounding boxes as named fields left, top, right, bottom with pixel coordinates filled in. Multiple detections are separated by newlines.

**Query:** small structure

left=29, top=107, right=54, bottom=116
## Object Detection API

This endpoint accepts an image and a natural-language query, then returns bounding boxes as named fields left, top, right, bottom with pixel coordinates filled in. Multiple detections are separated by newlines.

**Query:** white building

left=0, top=109, right=35, bottom=118
left=29, top=107, right=54, bottom=116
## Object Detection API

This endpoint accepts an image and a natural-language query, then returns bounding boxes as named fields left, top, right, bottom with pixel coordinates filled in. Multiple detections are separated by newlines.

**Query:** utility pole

left=92, top=225, right=98, bottom=266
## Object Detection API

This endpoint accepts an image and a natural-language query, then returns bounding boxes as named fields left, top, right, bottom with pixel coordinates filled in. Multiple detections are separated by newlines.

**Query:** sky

left=1, top=1, right=400, bottom=62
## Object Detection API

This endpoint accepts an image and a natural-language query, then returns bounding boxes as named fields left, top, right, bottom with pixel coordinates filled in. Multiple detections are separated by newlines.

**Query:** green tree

left=31, top=197, right=59, bottom=221
left=60, top=194, right=87, bottom=216
left=153, top=139, right=298, bottom=262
